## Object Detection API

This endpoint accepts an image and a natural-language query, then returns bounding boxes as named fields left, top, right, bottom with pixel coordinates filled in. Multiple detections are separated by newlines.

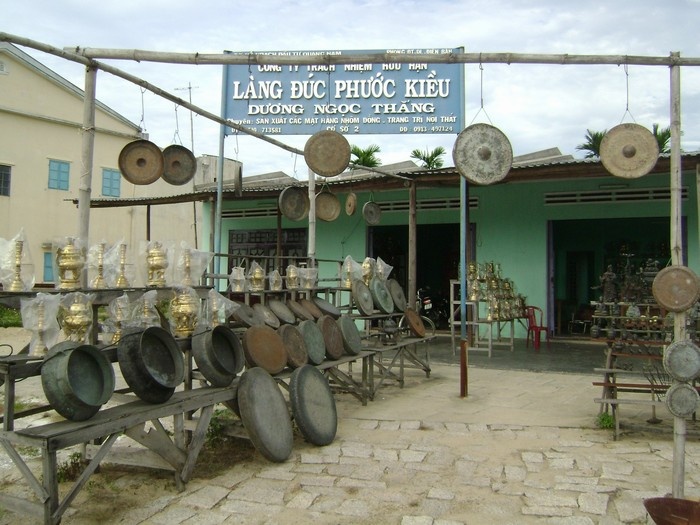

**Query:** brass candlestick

left=56, top=237, right=84, bottom=290
left=91, top=242, right=106, bottom=289
left=32, top=300, right=48, bottom=357
left=342, top=259, right=354, bottom=289
left=8, top=240, right=25, bottom=292
left=115, top=244, right=130, bottom=288
left=147, top=241, right=168, bottom=287
left=112, top=302, right=124, bottom=344
left=181, top=248, right=193, bottom=286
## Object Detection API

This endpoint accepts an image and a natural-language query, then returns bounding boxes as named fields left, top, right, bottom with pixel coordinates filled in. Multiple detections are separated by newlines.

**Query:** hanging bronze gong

left=162, top=144, right=196, bottom=185
left=304, top=130, right=351, bottom=177
left=663, top=340, right=700, bottom=382
left=452, top=124, right=513, bottom=184
left=652, top=265, right=700, bottom=312
left=345, top=192, right=357, bottom=216
left=118, top=139, right=164, bottom=185
left=599, top=123, right=659, bottom=179
left=666, top=382, right=699, bottom=418
left=362, top=201, right=382, bottom=225
left=452, top=123, right=513, bottom=185
left=315, top=189, right=341, bottom=222
left=278, top=186, right=310, bottom=221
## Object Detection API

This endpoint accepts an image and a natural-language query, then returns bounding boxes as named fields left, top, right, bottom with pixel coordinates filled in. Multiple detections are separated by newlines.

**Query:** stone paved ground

left=2, top=332, right=700, bottom=524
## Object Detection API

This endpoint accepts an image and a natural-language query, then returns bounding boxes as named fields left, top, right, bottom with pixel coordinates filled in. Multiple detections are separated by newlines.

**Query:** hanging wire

left=468, top=57, right=494, bottom=126
left=619, top=63, right=637, bottom=124
left=139, top=87, right=148, bottom=135
left=172, top=104, right=183, bottom=145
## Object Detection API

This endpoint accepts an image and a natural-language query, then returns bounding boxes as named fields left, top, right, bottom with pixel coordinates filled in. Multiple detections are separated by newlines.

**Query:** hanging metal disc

left=118, top=139, right=164, bottom=185
left=599, top=123, right=659, bottom=179
left=663, top=340, right=700, bottom=382
left=315, top=190, right=341, bottom=222
left=162, top=144, right=196, bottom=186
left=665, top=382, right=699, bottom=418
left=362, top=201, right=382, bottom=225
left=652, top=265, right=700, bottom=313
left=304, top=130, right=351, bottom=177
left=345, top=192, right=357, bottom=216
left=278, top=186, right=310, bottom=221
left=452, top=123, right=513, bottom=185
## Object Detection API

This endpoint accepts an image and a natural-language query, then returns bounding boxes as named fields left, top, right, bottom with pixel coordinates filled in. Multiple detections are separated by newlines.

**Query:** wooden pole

left=78, top=65, right=97, bottom=288
left=408, top=182, right=417, bottom=309
left=669, top=51, right=687, bottom=500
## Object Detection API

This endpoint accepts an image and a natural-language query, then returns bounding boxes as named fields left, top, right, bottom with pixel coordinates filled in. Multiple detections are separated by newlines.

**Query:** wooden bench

left=0, top=384, right=237, bottom=525
left=364, top=335, right=435, bottom=398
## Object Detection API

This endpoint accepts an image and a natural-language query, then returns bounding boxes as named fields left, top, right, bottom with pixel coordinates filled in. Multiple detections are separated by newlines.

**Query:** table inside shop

left=363, top=335, right=435, bottom=398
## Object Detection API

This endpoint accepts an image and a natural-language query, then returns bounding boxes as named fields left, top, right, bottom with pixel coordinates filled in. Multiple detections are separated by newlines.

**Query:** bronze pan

left=162, top=144, right=196, bottom=185
left=118, top=139, right=164, bottom=185
left=277, top=324, right=309, bottom=369
left=279, top=186, right=310, bottom=221
left=242, top=325, right=287, bottom=375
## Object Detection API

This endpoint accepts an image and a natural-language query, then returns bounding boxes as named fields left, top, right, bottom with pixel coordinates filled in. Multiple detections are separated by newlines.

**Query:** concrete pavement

left=2, top=335, right=700, bottom=524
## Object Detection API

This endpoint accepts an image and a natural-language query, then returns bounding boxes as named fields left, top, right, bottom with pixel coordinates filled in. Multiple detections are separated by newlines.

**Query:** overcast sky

left=5, top=0, right=700, bottom=177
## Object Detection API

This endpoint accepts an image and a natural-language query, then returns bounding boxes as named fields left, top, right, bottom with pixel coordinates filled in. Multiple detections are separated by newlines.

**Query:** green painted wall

left=204, top=166, right=699, bottom=337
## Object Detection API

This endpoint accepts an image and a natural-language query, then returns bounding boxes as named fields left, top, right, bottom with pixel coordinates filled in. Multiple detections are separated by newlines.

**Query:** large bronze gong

left=162, top=144, right=196, bottom=185
left=118, top=139, right=164, bottom=185
left=599, top=123, right=659, bottom=179
left=304, top=130, right=351, bottom=177
left=452, top=123, right=513, bottom=185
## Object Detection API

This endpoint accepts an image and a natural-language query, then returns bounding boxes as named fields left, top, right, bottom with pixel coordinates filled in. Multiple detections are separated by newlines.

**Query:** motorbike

left=417, top=287, right=449, bottom=329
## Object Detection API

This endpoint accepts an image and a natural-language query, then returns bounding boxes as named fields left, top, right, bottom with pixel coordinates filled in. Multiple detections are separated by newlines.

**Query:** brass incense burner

left=62, top=296, right=91, bottom=342
left=286, top=266, right=299, bottom=290
left=147, top=241, right=168, bottom=287
left=361, top=257, right=374, bottom=286
left=56, top=237, right=84, bottom=290
left=170, top=289, right=199, bottom=337
left=249, top=265, right=265, bottom=292
left=269, top=270, right=283, bottom=291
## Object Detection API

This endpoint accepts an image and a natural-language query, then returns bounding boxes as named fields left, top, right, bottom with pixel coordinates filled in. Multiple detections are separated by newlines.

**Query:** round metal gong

left=337, top=314, right=362, bottom=355
left=370, top=277, right=395, bottom=314
left=253, top=303, right=281, bottom=329
left=299, top=298, right=323, bottom=319
left=287, top=299, right=315, bottom=321
left=313, top=296, right=341, bottom=319
left=666, top=382, right=699, bottom=418
left=315, top=190, right=341, bottom=222
left=352, top=279, right=374, bottom=316
left=278, top=186, right=310, bottom=221
left=404, top=308, right=426, bottom=338
left=289, top=365, right=338, bottom=446
left=242, top=325, right=287, bottom=375
left=162, top=144, right=196, bottom=185
left=118, top=139, right=165, bottom=185
left=303, top=130, right=351, bottom=177
left=600, top=123, right=659, bottom=179
left=387, top=279, right=408, bottom=311
left=452, top=123, right=513, bottom=185
left=652, top=265, right=700, bottom=313
left=298, top=319, right=326, bottom=365
left=317, top=314, right=344, bottom=360
left=232, top=303, right=265, bottom=327
left=237, top=367, right=293, bottom=462
left=277, top=324, right=309, bottom=369
left=663, top=340, right=700, bottom=382
left=362, top=201, right=382, bottom=225
left=345, top=192, right=357, bottom=216
left=268, top=299, right=296, bottom=325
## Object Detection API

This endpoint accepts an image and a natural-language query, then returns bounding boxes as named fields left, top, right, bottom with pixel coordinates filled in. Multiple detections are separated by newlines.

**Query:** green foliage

left=206, top=408, right=234, bottom=445
left=410, top=146, right=446, bottom=169
left=596, top=412, right=615, bottom=429
left=56, top=453, right=85, bottom=483
left=350, top=144, right=382, bottom=168
left=576, top=129, right=607, bottom=158
left=0, top=306, right=22, bottom=328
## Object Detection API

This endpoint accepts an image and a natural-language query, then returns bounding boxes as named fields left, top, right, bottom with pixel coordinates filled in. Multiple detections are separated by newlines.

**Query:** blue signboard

left=222, top=48, right=464, bottom=136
